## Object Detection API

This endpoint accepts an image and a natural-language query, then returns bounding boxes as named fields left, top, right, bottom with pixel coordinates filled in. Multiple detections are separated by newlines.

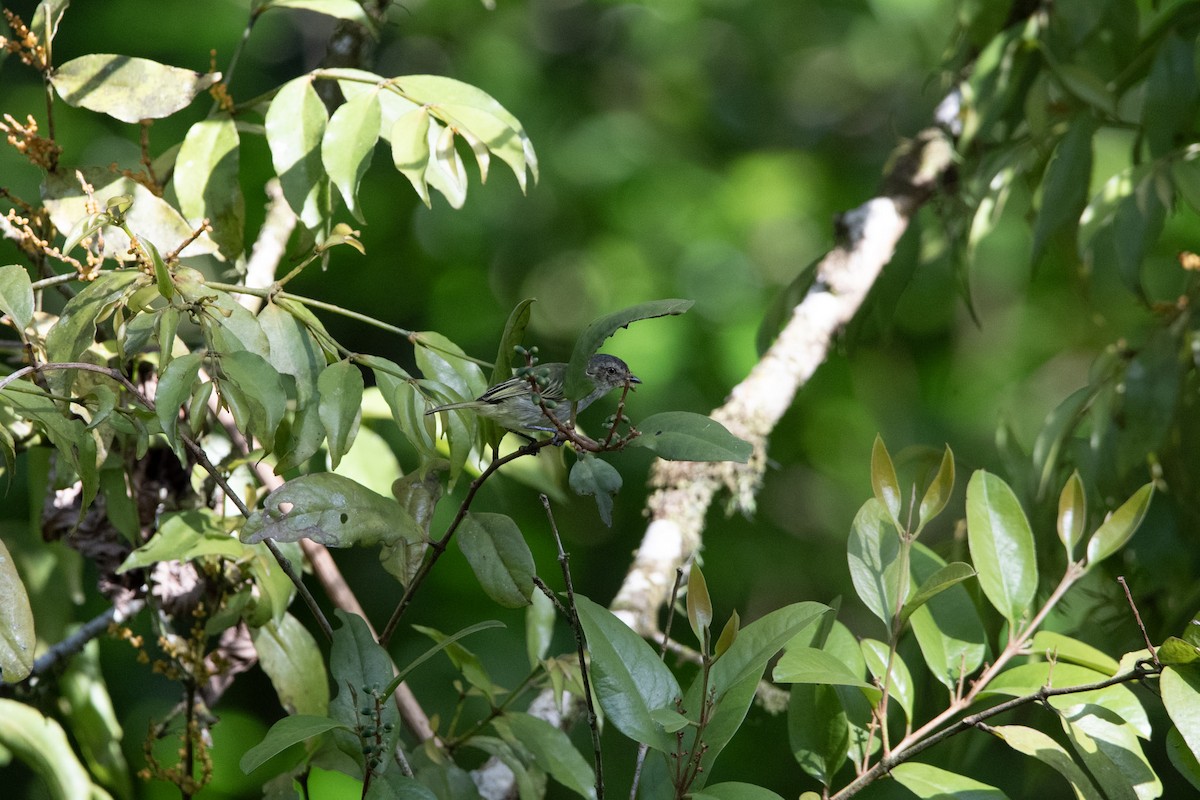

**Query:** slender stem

left=206, top=281, right=415, bottom=338
left=541, top=493, right=604, bottom=800
left=29, top=272, right=77, bottom=292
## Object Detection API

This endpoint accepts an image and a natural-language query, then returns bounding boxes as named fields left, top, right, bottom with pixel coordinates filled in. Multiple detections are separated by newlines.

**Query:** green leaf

left=687, top=561, right=713, bottom=646
left=323, top=89, right=381, bottom=223
left=1167, top=726, right=1200, bottom=792
left=773, top=647, right=881, bottom=704
left=259, top=301, right=324, bottom=406
left=240, top=714, right=349, bottom=774
left=1086, top=483, right=1153, bottom=567
left=57, top=640, right=131, bottom=797
left=917, top=445, right=954, bottom=532
left=573, top=594, right=681, bottom=753
left=565, top=300, right=692, bottom=399
left=156, top=351, right=204, bottom=458
left=414, top=331, right=487, bottom=481
left=242, top=473, right=412, bottom=548
left=253, top=613, right=330, bottom=717
left=1030, top=115, right=1095, bottom=268
left=983, top=663, right=1150, bottom=737
left=1112, top=168, right=1169, bottom=293
left=0, top=264, right=34, bottom=332
left=1029, top=632, right=1119, bottom=675
left=568, top=453, right=622, bottom=526
left=329, top=609, right=398, bottom=760
left=891, top=762, right=1009, bottom=799
left=458, top=512, right=535, bottom=608
left=966, top=470, right=1037, bottom=628
left=909, top=542, right=987, bottom=693
left=0, top=538, right=35, bottom=682
left=219, top=349, right=288, bottom=452
left=861, top=639, right=913, bottom=723
left=501, top=712, right=597, bottom=800
left=50, top=54, right=219, bottom=122
left=44, top=269, right=146, bottom=365
left=1141, top=31, right=1197, bottom=159
left=412, top=623, right=501, bottom=702
left=175, top=113, right=245, bottom=260
left=265, top=75, right=330, bottom=230
left=318, top=359, right=364, bottom=471
left=0, top=699, right=99, bottom=799
left=427, top=117, right=468, bottom=208
left=1058, top=471, right=1086, bottom=559
left=1159, top=637, right=1200, bottom=666
left=1163, top=666, right=1200, bottom=767
left=390, top=107, right=433, bottom=207
left=484, top=298, right=535, bottom=448
left=846, top=498, right=903, bottom=630
left=787, top=682, right=849, bottom=788
left=0, top=382, right=100, bottom=514
left=992, top=725, right=1102, bottom=800
left=690, top=783, right=786, bottom=800
left=1060, top=704, right=1157, bottom=800
left=1031, top=385, right=1092, bottom=499
left=625, top=411, right=751, bottom=463
left=525, top=590, right=555, bottom=668
left=256, top=0, right=371, bottom=25
left=870, top=435, right=901, bottom=525
left=117, top=509, right=245, bottom=572
left=899, top=561, right=976, bottom=627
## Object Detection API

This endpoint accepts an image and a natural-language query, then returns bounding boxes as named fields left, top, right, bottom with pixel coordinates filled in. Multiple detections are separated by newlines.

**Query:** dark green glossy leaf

left=155, top=351, right=203, bottom=457
left=175, top=114, right=244, bottom=260
left=219, top=349, right=287, bottom=452
left=329, top=609, right=398, bottom=750
left=1030, top=116, right=1094, bottom=268
left=787, top=681, right=848, bottom=788
left=50, top=54, right=218, bottom=122
left=966, top=470, right=1037, bottom=627
left=870, top=435, right=901, bottom=525
left=690, top=783, right=786, bottom=800
left=909, top=542, right=987, bottom=693
left=1060, top=704, right=1159, bottom=800
left=625, top=412, right=751, bottom=463
left=501, top=713, right=597, bottom=800
left=568, top=453, right=622, bottom=526
left=240, top=714, right=348, bottom=775
left=259, top=302, right=324, bottom=406
left=566, top=300, right=692, bottom=399
left=1112, top=169, right=1169, bottom=293
left=1167, top=726, right=1200, bottom=792
left=458, top=512, right=534, bottom=608
left=573, top=594, right=680, bottom=753
left=1142, top=31, right=1197, bottom=158
left=773, top=647, right=881, bottom=704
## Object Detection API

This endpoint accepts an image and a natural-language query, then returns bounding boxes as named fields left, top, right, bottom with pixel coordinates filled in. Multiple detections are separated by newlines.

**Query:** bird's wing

left=477, top=375, right=534, bottom=404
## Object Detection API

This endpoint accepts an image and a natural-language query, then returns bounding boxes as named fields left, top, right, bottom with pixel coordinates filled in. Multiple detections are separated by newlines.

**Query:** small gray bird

left=425, top=353, right=640, bottom=433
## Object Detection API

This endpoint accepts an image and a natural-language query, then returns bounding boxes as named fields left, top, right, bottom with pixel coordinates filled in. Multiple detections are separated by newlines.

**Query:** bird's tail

left=425, top=400, right=480, bottom=415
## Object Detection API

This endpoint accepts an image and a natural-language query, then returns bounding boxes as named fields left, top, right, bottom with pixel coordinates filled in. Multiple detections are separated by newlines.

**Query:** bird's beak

left=628, top=375, right=641, bottom=388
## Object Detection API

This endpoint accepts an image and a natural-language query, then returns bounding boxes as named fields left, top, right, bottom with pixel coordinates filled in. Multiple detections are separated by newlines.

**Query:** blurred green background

left=2, top=0, right=1194, bottom=796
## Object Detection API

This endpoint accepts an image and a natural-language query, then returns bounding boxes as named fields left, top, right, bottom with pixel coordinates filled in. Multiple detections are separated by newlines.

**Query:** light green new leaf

left=265, top=75, right=329, bottom=229
left=318, top=359, right=364, bottom=470
left=992, top=724, right=1102, bottom=800
left=626, top=412, right=752, bottom=463
left=983, top=663, right=1150, bottom=738
left=323, top=89, right=382, bottom=222
left=241, top=714, right=349, bottom=774
left=0, top=539, right=35, bottom=682
left=175, top=114, right=245, bottom=260
left=253, top=613, right=330, bottom=717
left=390, top=108, right=433, bottom=207
left=573, top=594, right=680, bottom=753
left=1086, top=483, right=1153, bottom=567
left=917, top=445, right=954, bottom=533
left=1029, top=631, right=1119, bottom=675
left=566, top=299, right=692, bottom=398
left=966, top=470, right=1037, bottom=628
left=1058, top=471, right=1086, bottom=559
left=870, top=435, right=901, bottom=525
left=847, top=498, right=903, bottom=630
left=458, top=513, right=535, bottom=608
left=0, top=264, right=34, bottom=332
left=117, top=509, right=245, bottom=572
left=891, top=762, right=1009, bottom=799
left=241, top=473, right=412, bottom=548
left=50, top=54, right=218, bottom=122
left=687, top=562, right=713, bottom=645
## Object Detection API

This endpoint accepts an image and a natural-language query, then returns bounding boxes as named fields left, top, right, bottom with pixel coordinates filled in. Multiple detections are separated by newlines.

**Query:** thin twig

left=2, top=597, right=146, bottom=687
left=540, top=493, right=604, bottom=800
left=1118, top=576, right=1157, bottom=664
